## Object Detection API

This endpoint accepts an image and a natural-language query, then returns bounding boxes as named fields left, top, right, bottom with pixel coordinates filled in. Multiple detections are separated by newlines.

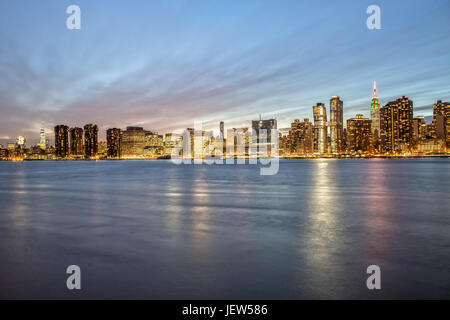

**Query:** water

left=0, top=159, right=449, bottom=299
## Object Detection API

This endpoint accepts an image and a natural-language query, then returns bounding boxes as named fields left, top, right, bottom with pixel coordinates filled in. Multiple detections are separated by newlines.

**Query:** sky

left=0, top=0, right=449, bottom=144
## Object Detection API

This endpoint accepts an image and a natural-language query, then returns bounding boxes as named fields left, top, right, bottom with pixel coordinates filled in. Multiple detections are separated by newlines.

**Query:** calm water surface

left=0, top=159, right=449, bottom=299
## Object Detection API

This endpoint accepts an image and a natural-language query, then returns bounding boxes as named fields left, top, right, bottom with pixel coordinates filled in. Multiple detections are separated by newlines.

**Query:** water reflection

left=1, top=160, right=449, bottom=299
left=360, top=159, right=396, bottom=262
left=8, top=164, right=30, bottom=231
left=304, top=159, right=345, bottom=298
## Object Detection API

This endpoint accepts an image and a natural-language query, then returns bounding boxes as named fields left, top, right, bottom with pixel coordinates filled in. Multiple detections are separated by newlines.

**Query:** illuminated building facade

left=412, top=116, right=427, bottom=142
left=84, top=124, right=98, bottom=158
left=143, top=133, right=164, bottom=156
left=370, top=81, right=381, bottom=152
left=329, top=96, right=343, bottom=154
left=54, top=125, right=69, bottom=158
left=220, top=121, right=226, bottom=155
left=431, top=100, right=450, bottom=149
left=370, top=81, right=381, bottom=137
left=313, top=103, right=327, bottom=155
left=121, top=127, right=147, bottom=157
left=106, top=128, right=122, bottom=158
left=7, top=143, right=15, bottom=151
left=70, top=127, right=84, bottom=156
left=16, top=136, right=26, bottom=149
left=38, top=129, right=46, bottom=150
left=251, top=118, right=277, bottom=156
left=252, top=118, right=277, bottom=143
left=447, top=104, right=450, bottom=149
left=413, top=138, right=445, bottom=153
left=346, top=114, right=373, bottom=153
left=380, top=96, right=413, bottom=153
left=164, top=133, right=182, bottom=157
left=98, top=141, right=107, bottom=157
left=220, top=121, right=224, bottom=139
left=226, top=127, right=250, bottom=157
left=285, top=118, right=314, bottom=155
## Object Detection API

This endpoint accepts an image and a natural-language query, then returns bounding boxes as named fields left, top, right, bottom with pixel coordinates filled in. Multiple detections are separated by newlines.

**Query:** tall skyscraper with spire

left=38, top=128, right=46, bottom=150
left=370, top=81, right=381, bottom=150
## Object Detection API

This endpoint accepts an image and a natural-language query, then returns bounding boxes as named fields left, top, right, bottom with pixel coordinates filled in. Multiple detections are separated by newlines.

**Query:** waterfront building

left=219, top=121, right=226, bottom=155
left=346, top=114, right=373, bottom=153
left=70, top=127, right=84, bottom=156
left=143, top=133, right=164, bottom=157
left=106, top=128, right=122, bottom=159
left=431, top=100, right=447, bottom=138
left=84, top=124, right=98, bottom=158
left=286, top=118, right=314, bottom=155
left=380, top=96, right=413, bottom=153
left=98, top=141, right=107, bottom=158
left=7, top=143, right=15, bottom=151
left=370, top=81, right=381, bottom=138
left=121, top=127, right=147, bottom=157
left=370, top=81, right=381, bottom=152
left=431, top=100, right=450, bottom=149
left=38, top=129, right=46, bottom=150
left=329, top=96, right=343, bottom=154
left=251, top=118, right=277, bottom=143
left=164, top=133, right=182, bottom=157
left=313, top=103, right=327, bottom=155
left=412, top=116, right=427, bottom=141
left=251, top=117, right=277, bottom=156
left=16, top=136, right=26, bottom=149
left=0, top=148, right=7, bottom=159
left=226, top=127, right=250, bottom=157
left=413, top=138, right=445, bottom=154
left=54, top=125, right=69, bottom=158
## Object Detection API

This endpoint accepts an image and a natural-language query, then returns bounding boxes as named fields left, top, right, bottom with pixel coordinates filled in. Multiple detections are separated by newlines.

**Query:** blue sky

left=0, top=0, right=449, bottom=143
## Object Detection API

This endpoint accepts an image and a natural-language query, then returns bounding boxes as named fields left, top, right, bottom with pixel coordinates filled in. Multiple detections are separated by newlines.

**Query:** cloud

left=1, top=0, right=450, bottom=145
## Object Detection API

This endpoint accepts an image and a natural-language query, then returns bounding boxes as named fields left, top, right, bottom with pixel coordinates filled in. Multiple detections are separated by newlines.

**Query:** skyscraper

left=380, top=96, right=413, bottom=153
left=412, top=116, right=427, bottom=142
left=251, top=118, right=277, bottom=156
left=70, top=127, right=84, bottom=156
left=16, top=136, right=26, bottom=149
left=219, top=121, right=225, bottom=155
left=121, top=127, right=147, bottom=157
left=84, top=124, right=98, bottom=158
left=54, top=125, right=69, bottom=158
left=107, top=128, right=122, bottom=158
left=38, top=129, right=46, bottom=150
left=313, top=103, right=327, bottom=155
left=431, top=100, right=450, bottom=144
left=370, top=81, right=381, bottom=150
left=220, top=121, right=224, bottom=139
left=286, top=118, right=314, bottom=155
left=329, top=96, right=343, bottom=154
left=143, top=132, right=164, bottom=157
left=346, top=114, right=373, bottom=153
left=251, top=118, right=277, bottom=143
left=447, top=103, right=450, bottom=149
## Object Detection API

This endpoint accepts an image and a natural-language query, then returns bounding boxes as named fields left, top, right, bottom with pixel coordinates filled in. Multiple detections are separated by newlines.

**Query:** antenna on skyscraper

left=373, top=80, right=377, bottom=98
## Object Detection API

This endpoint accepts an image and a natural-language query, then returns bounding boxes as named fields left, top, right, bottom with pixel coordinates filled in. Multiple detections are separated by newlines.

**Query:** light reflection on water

left=0, top=159, right=449, bottom=299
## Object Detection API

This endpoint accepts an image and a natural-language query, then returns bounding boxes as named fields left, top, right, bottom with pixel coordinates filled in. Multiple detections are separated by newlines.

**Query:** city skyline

left=1, top=0, right=450, bottom=144
left=0, top=88, right=446, bottom=146
left=2, top=93, right=448, bottom=160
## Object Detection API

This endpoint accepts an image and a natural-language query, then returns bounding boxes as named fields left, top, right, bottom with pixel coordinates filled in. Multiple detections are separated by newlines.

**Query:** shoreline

left=1, top=155, right=449, bottom=162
